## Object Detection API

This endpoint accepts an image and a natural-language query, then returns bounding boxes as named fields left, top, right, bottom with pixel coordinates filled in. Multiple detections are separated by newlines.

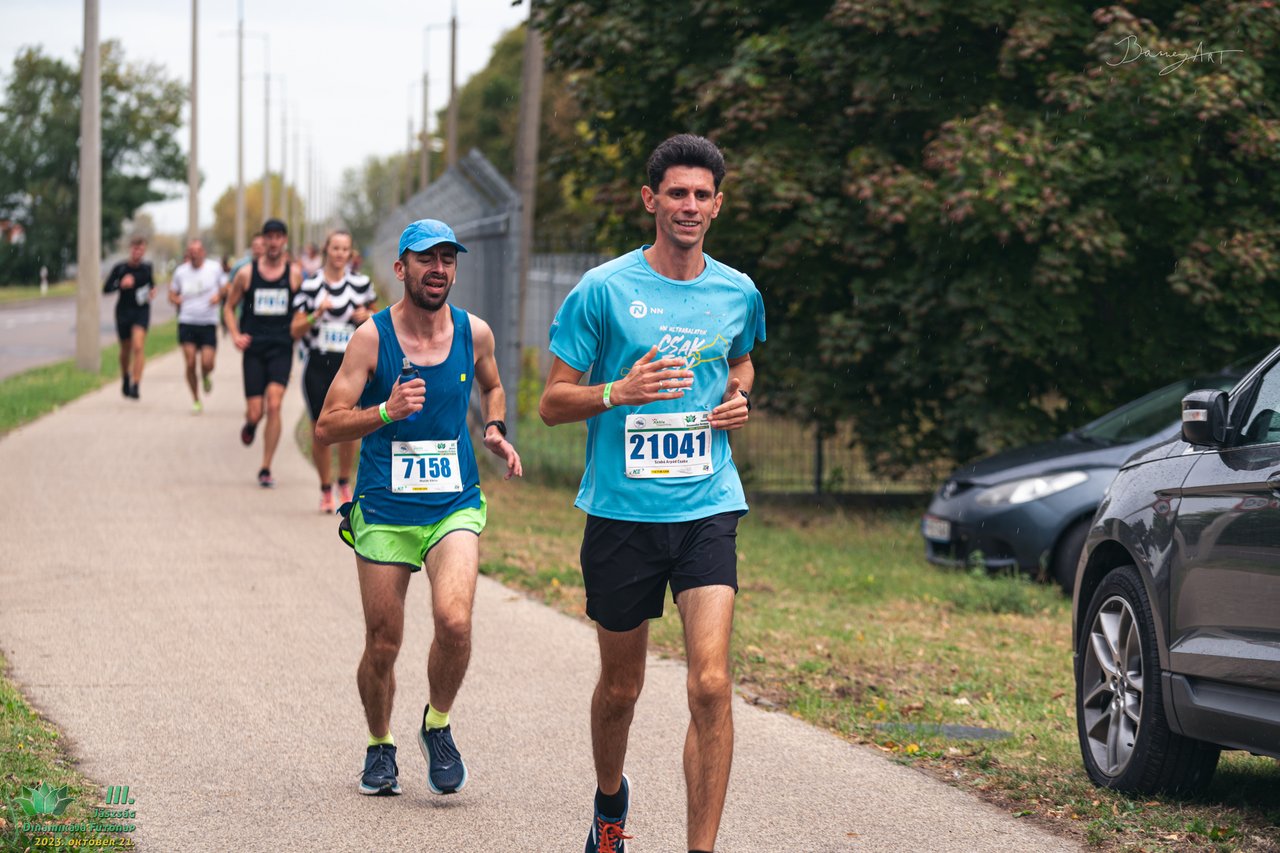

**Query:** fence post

left=813, top=427, right=824, bottom=496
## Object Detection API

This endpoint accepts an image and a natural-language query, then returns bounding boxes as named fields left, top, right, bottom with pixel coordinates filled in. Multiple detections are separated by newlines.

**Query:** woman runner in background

left=291, top=229, right=378, bottom=512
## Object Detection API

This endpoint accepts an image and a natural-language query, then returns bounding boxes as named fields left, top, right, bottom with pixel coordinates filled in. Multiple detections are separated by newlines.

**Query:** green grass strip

left=0, top=282, right=77, bottom=305
left=0, top=319, right=179, bottom=435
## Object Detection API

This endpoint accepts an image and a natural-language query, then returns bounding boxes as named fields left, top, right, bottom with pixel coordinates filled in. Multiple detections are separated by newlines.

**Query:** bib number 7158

left=391, top=440, right=463, bottom=492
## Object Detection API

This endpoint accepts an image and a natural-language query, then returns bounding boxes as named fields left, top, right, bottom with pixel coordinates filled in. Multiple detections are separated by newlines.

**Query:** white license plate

left=922, top=516, right=951, bottom=542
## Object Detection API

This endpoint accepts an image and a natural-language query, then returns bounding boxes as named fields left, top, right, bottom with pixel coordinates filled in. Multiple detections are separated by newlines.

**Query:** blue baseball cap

left=398, top=219, right=468, bottom=256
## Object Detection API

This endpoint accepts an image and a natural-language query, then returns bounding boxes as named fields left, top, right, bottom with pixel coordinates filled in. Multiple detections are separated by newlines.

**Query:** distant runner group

left=101, top=134, right=765, bottom=853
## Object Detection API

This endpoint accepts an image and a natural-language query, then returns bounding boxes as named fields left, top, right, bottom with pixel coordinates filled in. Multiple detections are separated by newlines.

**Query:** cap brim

left=402, top=237, right=468, bottom=254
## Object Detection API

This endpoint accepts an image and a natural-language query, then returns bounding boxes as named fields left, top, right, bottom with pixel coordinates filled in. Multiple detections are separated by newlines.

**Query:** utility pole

left=282, top=101, right=289, bottom=242
left=76, top=0, right=101, bottom=371
left=447, top=3, right=458, bottom=168
left=405, top=114, right=414, bottom=204
left=258, top=37, right=271, bottom=222
left=234, top=0, right=245, bottom=256
left=187, top=0, right=199, bottom=242
left=514, top=11, right=545, bottom=383
left=291, top=125, right=300, bottom=239
left=420, top=70, right=429, bottom=190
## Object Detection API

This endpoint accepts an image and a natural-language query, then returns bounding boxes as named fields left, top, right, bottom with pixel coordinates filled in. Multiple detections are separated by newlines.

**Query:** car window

left=1237, top=362, right=1280, bottom=447
left=1079, top=375, right=1238, bottom=444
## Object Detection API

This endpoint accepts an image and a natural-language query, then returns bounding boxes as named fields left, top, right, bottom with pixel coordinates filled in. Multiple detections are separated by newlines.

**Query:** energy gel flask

left=399, top=357, right=422, bottom=423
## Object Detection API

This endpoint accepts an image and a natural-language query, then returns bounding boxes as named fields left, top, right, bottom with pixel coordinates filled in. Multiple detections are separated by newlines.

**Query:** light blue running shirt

left=549, top=247, right=766, bottom=522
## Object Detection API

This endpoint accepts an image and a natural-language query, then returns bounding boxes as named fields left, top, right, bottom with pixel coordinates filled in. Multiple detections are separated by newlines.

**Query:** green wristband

left=602, top=381, right=615, bottom=409
left=378, top=401, right=393, bottom=424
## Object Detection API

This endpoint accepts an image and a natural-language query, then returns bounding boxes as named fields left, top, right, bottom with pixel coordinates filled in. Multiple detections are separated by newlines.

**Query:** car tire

left=1051, top=518, right=1091, bottom=594
left=1076, top=565, right=1220, bottom=795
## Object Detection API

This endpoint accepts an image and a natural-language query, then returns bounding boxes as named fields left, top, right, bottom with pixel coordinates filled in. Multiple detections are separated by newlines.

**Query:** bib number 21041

left=624, top=412, right=713, bottom=479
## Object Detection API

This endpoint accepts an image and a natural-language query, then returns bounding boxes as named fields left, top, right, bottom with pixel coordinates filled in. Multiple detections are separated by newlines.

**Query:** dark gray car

left=1073, top=345, right=1280, bottom=794
left=922, top=372, right=1243, bottom=592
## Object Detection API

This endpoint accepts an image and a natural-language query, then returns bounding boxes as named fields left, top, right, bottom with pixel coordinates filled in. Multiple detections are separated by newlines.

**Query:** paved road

left=0, top=347, right=1081, bottom=852
left=0, top=290, right=177, bottom=380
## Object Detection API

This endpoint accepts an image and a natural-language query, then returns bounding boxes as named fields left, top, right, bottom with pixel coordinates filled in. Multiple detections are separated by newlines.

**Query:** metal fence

left=520, top=254, right=936, bottom=499
left=368, top=150, right=523, bottom=443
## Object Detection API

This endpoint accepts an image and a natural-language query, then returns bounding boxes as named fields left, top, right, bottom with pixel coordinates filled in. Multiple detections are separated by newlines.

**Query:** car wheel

left=1076, top=565, right=1220, bottom=795
left=1052, top=518, right=1091, bottom=594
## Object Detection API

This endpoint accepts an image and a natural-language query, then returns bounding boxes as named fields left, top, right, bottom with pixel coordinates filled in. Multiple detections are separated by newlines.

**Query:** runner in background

left=169, top=239, right=225, bottom=413
left=102, top=236, right=154, bottom=399
left=223, top=220, right=303, bottom=488
left=291, top=229, right=378, bottom=512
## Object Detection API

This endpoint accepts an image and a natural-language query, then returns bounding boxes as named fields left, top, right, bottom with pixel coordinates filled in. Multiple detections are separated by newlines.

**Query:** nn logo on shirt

left=629, top=300, right=663, bottom=319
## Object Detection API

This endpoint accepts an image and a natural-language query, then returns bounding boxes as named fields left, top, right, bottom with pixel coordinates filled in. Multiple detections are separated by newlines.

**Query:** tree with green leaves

left=535, top=0, right=1280, bottom=470
left=0, top=42, right=188, bottom=283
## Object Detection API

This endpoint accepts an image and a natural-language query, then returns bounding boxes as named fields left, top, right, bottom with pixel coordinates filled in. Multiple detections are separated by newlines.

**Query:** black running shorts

left=242, top=341, right=292, bottom=397
left=580, top=511, right=740, bottom=633
left=115, top=306, right=150, bottom=341
left=302, top=351, right=343, bottom=421
left=178, top=323, right=218, bottom=349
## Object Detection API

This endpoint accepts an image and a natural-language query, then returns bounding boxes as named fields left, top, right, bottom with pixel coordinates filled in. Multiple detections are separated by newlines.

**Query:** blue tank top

left=353, top=306, right=481, bottom=525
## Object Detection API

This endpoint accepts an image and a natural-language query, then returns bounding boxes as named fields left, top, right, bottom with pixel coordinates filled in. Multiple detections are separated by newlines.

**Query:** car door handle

left=1268, top=473, right=1280, bottom=496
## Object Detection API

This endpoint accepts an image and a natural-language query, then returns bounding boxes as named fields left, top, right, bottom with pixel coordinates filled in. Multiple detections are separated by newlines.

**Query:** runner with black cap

left=315, top=218, right=522, bottom=798
left=223, top=218, right=303, bottom=487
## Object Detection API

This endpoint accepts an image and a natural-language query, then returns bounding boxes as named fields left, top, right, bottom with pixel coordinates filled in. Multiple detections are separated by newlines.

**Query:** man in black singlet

left=102, top=235, right=155, bottom=399
left=223, top=219, right=303, bottom=487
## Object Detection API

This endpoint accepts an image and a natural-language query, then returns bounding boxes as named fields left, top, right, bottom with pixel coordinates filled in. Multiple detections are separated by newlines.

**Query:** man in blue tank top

left=315, top=219, right=522, bottom=799
left=541, top=135, right=766, bottom=853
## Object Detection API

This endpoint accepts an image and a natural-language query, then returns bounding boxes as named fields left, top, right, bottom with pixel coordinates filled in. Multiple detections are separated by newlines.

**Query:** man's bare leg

left=677, top=585, right=736, bottom=852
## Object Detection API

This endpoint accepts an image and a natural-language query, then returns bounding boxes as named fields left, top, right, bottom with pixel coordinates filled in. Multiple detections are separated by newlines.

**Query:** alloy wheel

left=1080, top=594, right=1144, bottom=776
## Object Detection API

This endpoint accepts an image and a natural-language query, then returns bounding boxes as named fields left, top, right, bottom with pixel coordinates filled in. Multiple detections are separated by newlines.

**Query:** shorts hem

left=353, top=549, right=421, bottom=573
left=423, top=528, right=481, bottom=557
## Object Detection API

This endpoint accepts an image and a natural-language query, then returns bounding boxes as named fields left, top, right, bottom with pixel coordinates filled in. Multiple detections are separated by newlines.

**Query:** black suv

left=1073, top=345, right=1280, bottom=794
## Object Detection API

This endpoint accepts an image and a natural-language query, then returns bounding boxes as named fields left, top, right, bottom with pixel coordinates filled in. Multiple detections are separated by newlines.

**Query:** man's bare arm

left=315, top=323, right=424, bottom=445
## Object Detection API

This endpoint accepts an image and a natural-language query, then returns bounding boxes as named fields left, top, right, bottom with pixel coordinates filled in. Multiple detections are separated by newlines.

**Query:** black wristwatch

left=484, top=419, right=507, bottom=437
left=738, top=389, right=752, bottom=411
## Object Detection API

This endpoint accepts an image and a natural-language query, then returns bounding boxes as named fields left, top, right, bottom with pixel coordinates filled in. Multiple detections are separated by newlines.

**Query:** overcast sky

left=0, top=0, right=530, bottom=234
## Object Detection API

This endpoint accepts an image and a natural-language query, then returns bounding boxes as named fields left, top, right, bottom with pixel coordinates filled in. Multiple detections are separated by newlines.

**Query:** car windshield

left=1076, top=375, right=1240, bottom=444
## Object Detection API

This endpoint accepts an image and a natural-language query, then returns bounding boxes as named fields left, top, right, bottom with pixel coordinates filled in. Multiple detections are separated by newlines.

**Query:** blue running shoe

left=359, top=744, right=401, bottom=796
left=585, top=774, right=631, bottom=853
left=418, top=718, right=468, bottom=794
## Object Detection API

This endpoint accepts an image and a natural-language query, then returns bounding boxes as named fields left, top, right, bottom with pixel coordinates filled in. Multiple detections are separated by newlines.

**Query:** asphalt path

left=0, top=290, right=177, bottom=381
left=0, top=346, right=1081, bottom=852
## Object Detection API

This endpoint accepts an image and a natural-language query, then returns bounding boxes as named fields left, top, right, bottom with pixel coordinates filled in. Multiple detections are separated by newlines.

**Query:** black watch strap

left=484, top=419, right=507, bottom=437
left=738, top=389, right=752, bottom=411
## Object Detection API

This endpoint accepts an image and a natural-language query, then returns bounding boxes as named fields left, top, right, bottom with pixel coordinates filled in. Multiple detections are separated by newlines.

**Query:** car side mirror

left=1182, top=389, right=1228, bottom=446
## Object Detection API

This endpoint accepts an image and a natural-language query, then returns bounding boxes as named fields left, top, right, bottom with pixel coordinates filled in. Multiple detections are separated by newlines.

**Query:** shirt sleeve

left=548, top=276, right=601, bottom=373
left=102, top=263, right=122, bottom=294
left=728, top=278, right=767, bottom=359
left=292, top=282, right=313, bottom=314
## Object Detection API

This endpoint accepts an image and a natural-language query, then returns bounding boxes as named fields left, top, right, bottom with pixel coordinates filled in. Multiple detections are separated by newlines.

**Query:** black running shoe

left=121, top=377, right=131, bottom=397
left=257, top=468, right=275, bottom=488
left=240, top=421, right=256, bottom=446
left=358, top=744, right=401, bottom=796
left=418, top=715, right=467, bottom=794
left=127, top=381, right=139, bottom=400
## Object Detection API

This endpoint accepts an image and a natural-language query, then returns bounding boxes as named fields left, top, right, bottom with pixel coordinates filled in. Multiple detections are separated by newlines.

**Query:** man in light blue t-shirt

left=542, top=134, right=765, bottom=853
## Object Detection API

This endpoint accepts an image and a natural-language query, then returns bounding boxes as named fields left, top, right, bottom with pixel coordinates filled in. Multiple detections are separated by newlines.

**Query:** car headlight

left=975, top=471, right=1089, bottom=507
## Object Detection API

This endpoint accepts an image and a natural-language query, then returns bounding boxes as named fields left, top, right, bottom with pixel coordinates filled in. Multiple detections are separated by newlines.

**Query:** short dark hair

left=646, top=134, right=726, bottom=192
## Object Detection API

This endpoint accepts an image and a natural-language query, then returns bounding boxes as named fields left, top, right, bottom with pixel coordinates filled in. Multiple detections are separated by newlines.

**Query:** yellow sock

left=424, top=705, right=450, bottom=730
left=368, top=732, right=395, bottom=747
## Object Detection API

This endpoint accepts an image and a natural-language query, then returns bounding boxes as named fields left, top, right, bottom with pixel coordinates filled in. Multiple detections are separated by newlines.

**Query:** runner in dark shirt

left=102, top=235, right=155, bottom=399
